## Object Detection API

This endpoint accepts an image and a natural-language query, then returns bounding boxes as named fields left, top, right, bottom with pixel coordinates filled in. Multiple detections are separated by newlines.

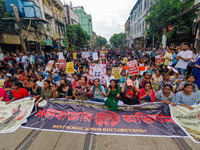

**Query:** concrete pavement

left=0, top=128, right=200, bottom=150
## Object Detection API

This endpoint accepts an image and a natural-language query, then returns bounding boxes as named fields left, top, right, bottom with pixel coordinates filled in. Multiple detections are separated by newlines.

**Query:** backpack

left=92, top=85, right=102, bottom=94
left=124, top=86, right=134, bottom=96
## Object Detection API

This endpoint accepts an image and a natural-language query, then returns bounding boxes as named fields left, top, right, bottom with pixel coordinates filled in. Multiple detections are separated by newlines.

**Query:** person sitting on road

left=90, top=78, right=106, bottom=103
left=30, top=80, right=42, bottom=100
left=139, top=81, right=155, bottom=104
left=35, top=79, right=54, bottom=106
left=156, top=84, right=175, bottom=104
left=121, top=79, right=140, bottom=105
left=105, top=79, right=121, bottom=111
left=53, top=79, right=73, bottom=99
left=0, top=88, right=9, bottom=102
left=173, top=83, right=198, bottom=110
left=6, top=81, right=29, bottom=105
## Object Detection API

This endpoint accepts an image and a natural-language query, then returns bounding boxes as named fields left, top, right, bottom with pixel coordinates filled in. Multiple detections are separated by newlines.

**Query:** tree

left=65, top=24, right=90, bottom=49
left=109, top=33, right=125, bottom=48
left=145, top=0, right=195, bottom=43
left=95, top=36, right=107, bottom=48
left=0, top=0, right=15, bottom=34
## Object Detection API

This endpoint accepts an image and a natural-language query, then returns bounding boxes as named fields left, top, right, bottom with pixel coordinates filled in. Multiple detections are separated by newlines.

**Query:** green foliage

left=65, top=24, right=90, bottom=49
left=0, top=0, right=15, bottom=33
left=145, top=0, right=195, bottom=41
left=95, top=36, right=107, bottom=48
left=105, top=44, right=111, bottom=49
left=109, top=33, right=125, bottom=48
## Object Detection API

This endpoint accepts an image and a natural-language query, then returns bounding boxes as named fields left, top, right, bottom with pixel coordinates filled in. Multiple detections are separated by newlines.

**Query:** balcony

left=43, top=4, right=53, bottom=18
left=54, top=14, right=65, bottom=25
left=52, top=0, right=63, bottom=10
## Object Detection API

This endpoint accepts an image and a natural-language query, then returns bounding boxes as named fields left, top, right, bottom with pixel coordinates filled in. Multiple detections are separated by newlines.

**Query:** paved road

left=0, top=128, right=200, bottom=150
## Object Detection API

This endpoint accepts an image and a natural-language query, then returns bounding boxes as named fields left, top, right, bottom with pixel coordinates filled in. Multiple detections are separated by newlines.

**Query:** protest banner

left=123, top=57, right=128, bottom=63
left=66, top=62, right=74, bottom=74
left=170, top=105, right=200, bottom=144
left=0, top=98, right=35, bottom=133
left=58, top=52, right=66, bottom=69
left=22, top=99, right=187, bottom=137
left=73, top=52, right=77, bottom=60
left=90, top=64, right=106, bottom=85
left=46, top=60, right=54, bottom=71
left=0, top=79, right=5, bottom=88
left=127, top=61, right=139, bottom=76
left=155, top=55, right=164, bottom=65
left=112, top=68, right=120, bottom=79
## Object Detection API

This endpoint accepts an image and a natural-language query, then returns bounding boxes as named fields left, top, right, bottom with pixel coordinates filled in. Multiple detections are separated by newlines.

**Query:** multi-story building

left=63, top=3, right=79, bottom=25
left=125, top=17, right=130, bottom=47
left=129, top=0, right=149, bottom=48
left=73, top=6, right=93, bottom=39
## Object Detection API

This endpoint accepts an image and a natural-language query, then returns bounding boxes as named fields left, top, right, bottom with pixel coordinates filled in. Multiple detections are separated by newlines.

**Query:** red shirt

left=12, top=88, right=29, bottom=100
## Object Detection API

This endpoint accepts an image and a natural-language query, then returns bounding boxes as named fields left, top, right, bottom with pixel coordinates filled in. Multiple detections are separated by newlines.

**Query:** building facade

left=63, top=3, right=79, bottom=25
left=129, top=0, right=149, bottom=48
left=125, top=17, right=130, bottom=47
left=73, top=6, right=93, bottom=39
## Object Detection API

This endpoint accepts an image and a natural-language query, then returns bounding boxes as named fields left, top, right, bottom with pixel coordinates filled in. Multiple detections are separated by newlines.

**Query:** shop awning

left=0, top=34, right=21, bottom=45
left=44, top=39, right=53, bottom=46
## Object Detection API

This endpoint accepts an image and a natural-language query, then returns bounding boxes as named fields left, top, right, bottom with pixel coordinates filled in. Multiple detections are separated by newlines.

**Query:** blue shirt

left=172, top=53, right=177, bottom=65
left=175, top=91, right=198, bottom=105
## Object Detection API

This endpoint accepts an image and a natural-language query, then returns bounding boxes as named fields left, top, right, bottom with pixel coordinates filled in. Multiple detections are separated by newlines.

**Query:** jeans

left=177, top=68, right=186, bottom=76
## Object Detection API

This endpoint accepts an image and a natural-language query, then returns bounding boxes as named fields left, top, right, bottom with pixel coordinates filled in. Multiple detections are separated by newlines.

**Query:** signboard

left=46, top=60, right=54, bottom=71
left=155, top=55, right=164, bottom=65
left=66, top=62, right=74, bottom=74
left=58, top=52, right=66, bottom=69
left=112, top=68, right=121, bottom=79
left=90, top=64, right=106, bottom=85
left=127, top=61, right=139, bottom=76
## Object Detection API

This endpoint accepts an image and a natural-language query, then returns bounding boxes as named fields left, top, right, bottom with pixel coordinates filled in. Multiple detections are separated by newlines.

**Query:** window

left=144, top=0, right=147, bottom=11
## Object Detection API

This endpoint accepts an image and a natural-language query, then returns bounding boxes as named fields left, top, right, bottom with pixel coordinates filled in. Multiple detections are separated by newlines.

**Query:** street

left=0, top=128, right=200, bottom=150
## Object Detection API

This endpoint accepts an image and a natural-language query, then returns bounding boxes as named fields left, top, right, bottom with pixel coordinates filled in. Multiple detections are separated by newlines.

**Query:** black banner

left=22, top=99, right=187, bottom=137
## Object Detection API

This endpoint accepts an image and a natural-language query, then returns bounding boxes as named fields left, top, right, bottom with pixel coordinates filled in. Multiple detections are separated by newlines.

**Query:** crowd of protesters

left=0, top=42, right=199, bottom=110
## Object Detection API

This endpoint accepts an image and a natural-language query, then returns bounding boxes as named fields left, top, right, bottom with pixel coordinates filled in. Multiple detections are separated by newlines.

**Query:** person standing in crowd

left=175, top=42, right=193, bottom=76
left=4, top=53, right=17, bottom=76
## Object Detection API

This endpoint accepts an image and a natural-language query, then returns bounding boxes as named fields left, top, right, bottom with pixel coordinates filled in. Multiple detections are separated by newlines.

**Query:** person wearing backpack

left=90, top=78, right=105, bottom=102
left=121, top=79, right=140, bottom=105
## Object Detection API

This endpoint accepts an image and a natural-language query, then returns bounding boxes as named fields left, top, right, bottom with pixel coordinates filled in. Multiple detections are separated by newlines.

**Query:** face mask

left=60, top=84, right=65, bottom=87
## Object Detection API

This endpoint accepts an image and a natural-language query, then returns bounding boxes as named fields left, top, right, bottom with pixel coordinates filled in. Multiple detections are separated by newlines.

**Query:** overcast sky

left=61, top=0, right=137, bottom=41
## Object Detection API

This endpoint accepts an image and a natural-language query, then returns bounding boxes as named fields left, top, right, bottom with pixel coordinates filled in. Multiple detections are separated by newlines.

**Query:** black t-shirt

left=30, top=86, right=42, bottom=96
left=0, top=61, right=6, bottom=71
left=56, top=86, right=73, bottom=98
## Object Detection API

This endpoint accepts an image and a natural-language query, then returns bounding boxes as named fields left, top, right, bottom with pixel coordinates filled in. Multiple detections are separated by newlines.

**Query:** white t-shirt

left=168, top=54, right=173, bottom=66
left=175, top=50, right=193, bottom=69
left=105, top=75, right=115, bottom=87
left=36, top=80, right=44, bottom=88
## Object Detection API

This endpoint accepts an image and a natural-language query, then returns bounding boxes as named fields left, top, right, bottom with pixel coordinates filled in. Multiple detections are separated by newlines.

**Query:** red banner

left=127, top=61, right=139, bottom=76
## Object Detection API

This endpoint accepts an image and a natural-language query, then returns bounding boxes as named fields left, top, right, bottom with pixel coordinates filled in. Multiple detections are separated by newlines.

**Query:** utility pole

left=12, top=5, right=26, bottom=53
left=195, top=10, right=200, bottom=53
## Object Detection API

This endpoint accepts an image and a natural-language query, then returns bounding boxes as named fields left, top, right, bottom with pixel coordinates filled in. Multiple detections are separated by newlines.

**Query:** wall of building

left=129, top=0, right=148, bottom=47
left=73, top=7, right=93, bottom=38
